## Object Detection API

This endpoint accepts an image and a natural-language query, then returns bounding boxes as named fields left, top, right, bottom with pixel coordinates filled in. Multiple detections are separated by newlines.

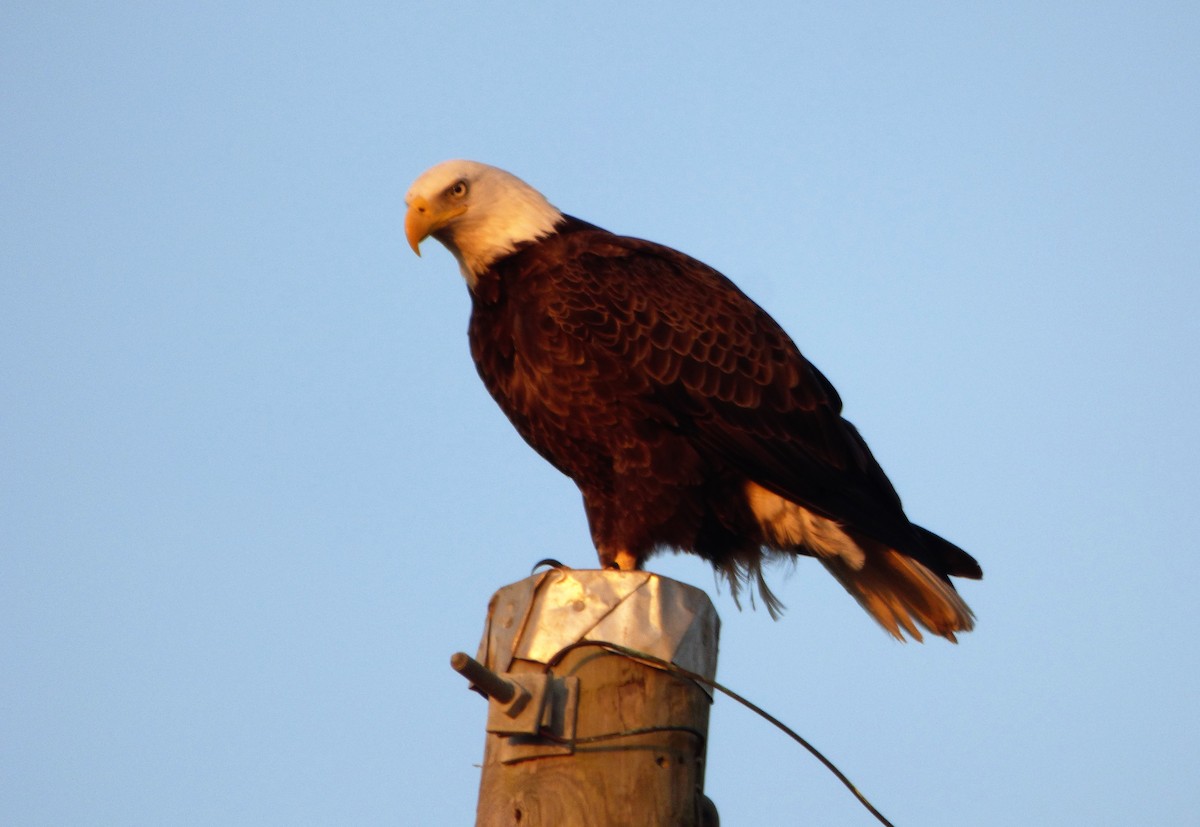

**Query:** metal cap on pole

left=452, top=569, right=721, bottom=827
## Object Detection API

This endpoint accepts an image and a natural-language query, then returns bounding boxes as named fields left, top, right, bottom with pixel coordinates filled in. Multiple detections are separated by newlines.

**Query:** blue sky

left=3, top=3, right=1197, bottom=824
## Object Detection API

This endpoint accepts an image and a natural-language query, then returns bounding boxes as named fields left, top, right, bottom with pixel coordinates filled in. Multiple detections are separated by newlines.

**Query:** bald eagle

left=405, top=160, right=981, bottom=641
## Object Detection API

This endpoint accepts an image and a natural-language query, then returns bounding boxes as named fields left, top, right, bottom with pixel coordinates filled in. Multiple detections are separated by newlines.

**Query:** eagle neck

left=468, top=215, right=602, bottom=302
left=470, top=264, right=503, bottom=304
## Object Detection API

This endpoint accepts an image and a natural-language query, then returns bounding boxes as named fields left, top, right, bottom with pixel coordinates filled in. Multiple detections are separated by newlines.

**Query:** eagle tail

left=820, top=544, right=975, bottom=642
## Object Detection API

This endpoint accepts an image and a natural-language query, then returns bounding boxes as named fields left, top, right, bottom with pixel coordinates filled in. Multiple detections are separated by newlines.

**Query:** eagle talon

left=531, top=558, right=570, bottom=573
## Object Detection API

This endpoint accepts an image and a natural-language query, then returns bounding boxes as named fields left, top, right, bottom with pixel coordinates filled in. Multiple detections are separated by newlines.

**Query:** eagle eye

left=448, top=180, right=469, bottom=198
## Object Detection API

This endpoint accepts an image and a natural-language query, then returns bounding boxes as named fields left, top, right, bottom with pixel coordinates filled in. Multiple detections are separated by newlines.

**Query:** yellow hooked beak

left=404, top=195, right=466, bottom=256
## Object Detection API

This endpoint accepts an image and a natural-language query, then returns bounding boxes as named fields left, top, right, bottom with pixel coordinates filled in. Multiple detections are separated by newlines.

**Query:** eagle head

left=404, top=160, right=563, bottom=286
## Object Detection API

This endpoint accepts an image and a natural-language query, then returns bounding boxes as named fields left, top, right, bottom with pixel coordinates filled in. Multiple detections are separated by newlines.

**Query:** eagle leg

left=598, top=547, right=640, bottom=571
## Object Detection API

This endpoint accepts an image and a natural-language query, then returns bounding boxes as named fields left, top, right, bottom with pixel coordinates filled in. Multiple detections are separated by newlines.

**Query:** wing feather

left=544, top=232, right=896, bottom=498
left=484, top=223, right=979, bottom=581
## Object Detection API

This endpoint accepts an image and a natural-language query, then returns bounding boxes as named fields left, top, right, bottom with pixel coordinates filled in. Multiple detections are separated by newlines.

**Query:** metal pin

left=450, top=651, right=516, bottom=704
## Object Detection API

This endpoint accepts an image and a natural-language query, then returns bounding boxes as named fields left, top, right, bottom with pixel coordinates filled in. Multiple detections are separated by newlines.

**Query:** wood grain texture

left=475, top=648, right=716, bottom=826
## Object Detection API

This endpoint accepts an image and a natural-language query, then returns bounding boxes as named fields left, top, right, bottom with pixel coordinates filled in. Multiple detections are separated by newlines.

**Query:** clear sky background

left=3, top=3, right=1197, bottom=825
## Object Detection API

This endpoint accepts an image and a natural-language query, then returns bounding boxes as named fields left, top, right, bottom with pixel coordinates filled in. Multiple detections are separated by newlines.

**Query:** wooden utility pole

left=452, top=569, right=721, bottom=826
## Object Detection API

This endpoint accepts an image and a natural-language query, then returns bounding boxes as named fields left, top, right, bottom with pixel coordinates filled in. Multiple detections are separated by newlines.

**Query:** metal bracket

left=451, top=652, right=579, bottom=763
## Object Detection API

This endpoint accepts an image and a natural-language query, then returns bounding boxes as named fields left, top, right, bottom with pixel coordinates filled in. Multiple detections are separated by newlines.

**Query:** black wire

left=547, top=640, right=896, bottom=827
left=541, top=724, right=707, bottom=747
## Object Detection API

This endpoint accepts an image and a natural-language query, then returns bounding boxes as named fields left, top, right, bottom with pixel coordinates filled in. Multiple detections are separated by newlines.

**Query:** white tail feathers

left=745, top=482, right=865, bottom=569
left=821, top=545, right=975, bottom=642
left=742, top=481, right=975, bottom=640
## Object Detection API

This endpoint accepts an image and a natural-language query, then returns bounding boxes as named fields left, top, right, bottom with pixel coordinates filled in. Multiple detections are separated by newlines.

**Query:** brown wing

left=501, top=222, right=979, bottom=579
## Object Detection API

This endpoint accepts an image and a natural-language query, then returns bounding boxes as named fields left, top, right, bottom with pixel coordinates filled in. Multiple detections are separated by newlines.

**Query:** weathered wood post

left=451, top=569, right=720, bottom=826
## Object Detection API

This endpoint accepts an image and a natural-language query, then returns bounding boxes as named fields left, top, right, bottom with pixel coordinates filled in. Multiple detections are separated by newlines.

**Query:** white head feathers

left=404, top=160, right=564, bottom=286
